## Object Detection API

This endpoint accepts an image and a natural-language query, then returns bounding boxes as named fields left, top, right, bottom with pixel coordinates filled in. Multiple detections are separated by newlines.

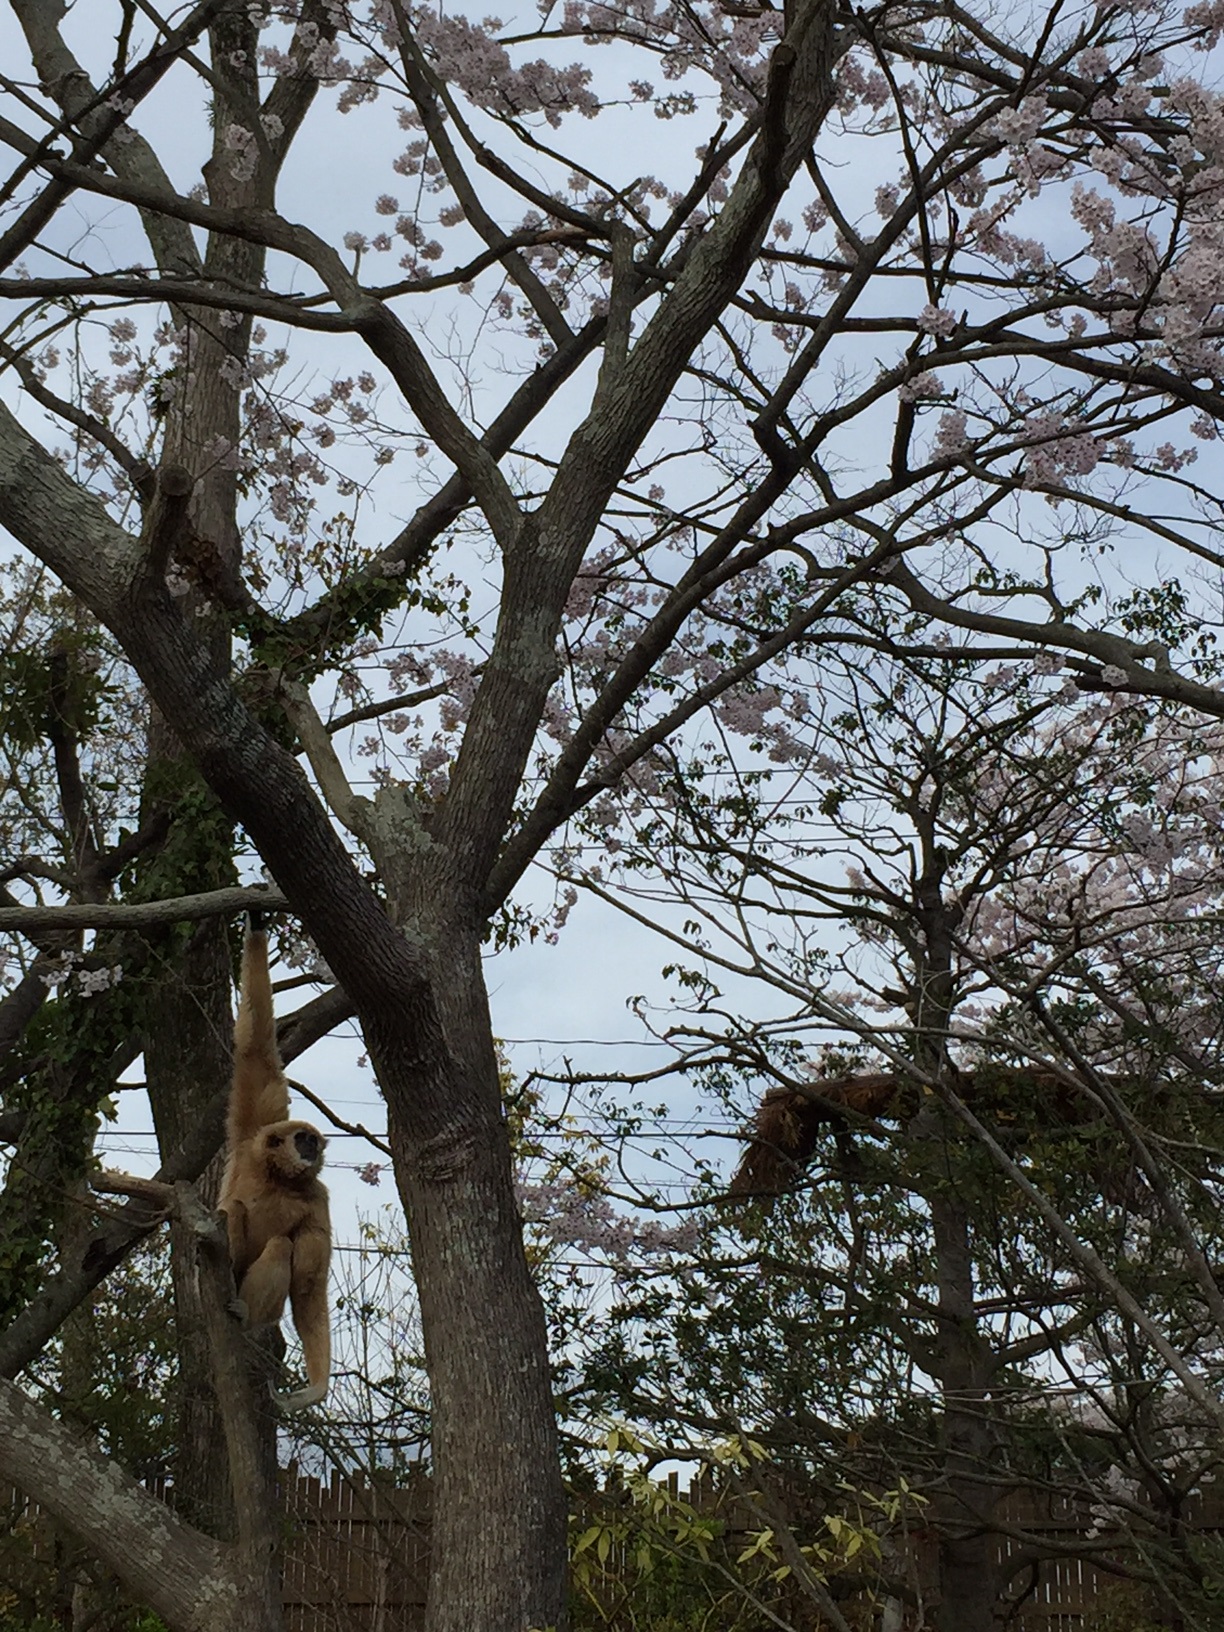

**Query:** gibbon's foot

left=272, top=1378, right=328, bottom=1413
left=227, top=1295, right=250, bottom=1324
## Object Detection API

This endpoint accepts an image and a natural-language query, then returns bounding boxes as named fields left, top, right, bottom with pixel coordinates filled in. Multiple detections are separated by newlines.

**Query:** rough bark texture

left=910, top=856, right=1003, bottom=1632
left=177, top=1185, right=284, bottom=1630
left=378, top=902, right=565, bottom=1630
left=142, top=895, right=236, bottom=1537
left=0, top=1378, right=239, bottom=1632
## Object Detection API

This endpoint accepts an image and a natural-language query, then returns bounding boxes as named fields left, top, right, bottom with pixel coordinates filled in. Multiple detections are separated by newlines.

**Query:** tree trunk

left=141, top=739, right=242, bottom=1538
left=143, top=910, right=237, bottom=1538
left=910, top=859, right=1002, bottom=1632
left=371, top=916, right=568, bottom=1632
left=927, top=1185, right=1001, bottom=1632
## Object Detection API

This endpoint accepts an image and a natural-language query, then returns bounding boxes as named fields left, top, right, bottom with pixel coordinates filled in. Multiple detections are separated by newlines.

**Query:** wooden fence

left=4, top=1468, right=1222, bottom=1629
left=276, top=1475, right=1224, bottom=1631
left=281, top=1468, right=429, bottom=1632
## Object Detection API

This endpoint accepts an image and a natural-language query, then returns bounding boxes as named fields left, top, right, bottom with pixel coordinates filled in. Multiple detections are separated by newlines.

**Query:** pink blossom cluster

left=916, top=305, right=957, bottom=339
left=1018, top=412, right=1100, bottom=484
left=517, top=1179, right=700, bottom=1262
left=39, top=953, right=124, bottom=997
left=413, top=10, right=598, bottom=126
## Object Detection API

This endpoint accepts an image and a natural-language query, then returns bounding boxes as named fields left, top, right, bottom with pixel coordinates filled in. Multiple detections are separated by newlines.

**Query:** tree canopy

left=4, top=1, right=1224, bottom=1629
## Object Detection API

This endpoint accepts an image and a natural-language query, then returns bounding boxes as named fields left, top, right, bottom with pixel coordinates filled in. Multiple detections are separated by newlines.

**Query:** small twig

left=286, top=1075, right=391, bottom=1158
left=0, top=339, right=147, bottom=484
left=326, top=672, right=483, bottom=733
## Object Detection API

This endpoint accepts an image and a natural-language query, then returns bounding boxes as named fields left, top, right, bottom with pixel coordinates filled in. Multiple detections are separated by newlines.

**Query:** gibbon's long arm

left=229, top=912, right=289, bottom=1143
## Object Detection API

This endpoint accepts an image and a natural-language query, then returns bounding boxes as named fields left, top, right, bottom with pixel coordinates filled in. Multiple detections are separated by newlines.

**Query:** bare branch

left=278, top=677, right=373, bottom=841
left=2, top=0, right=224, bottom=274
left=326, top=677, right=463, bottom=732
left=0, top=885, right=287, bottom=933
left=0, top=338, right=147, bottom=483
left=138, top=463, right=194, bottom=581
left=91, top=1170, right=175, bottom=1207
left=888, top=558, right=1224, bottom=717
left=441, top=0, right=843, bottom=887
left=390, top=0, right=575, bottom=348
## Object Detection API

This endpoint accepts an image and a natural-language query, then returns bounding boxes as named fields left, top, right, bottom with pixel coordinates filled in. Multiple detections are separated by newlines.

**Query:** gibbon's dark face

left=259, top=1119, right=326, bottom=1181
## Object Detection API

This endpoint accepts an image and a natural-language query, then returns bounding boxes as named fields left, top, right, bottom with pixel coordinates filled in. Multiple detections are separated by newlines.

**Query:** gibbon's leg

left=230, top=912, right=289, bottom=1141
left=221, top=1200, right=253, bottom=1322
left=236, top=1234, right=293, bottom=1326
left=221, top=1197, right=249, bottom=1276
left=277, top=1230, right=331, bottom=1412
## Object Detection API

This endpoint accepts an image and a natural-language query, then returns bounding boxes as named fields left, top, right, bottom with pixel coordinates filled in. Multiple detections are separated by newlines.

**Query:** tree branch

left=390, top=0, right=575, bottom=349
left=2, top=0, right=224, bottom=274
left=888, top=558, right=1224, bottom=717
left=138, top=463, right=195, bottom=582
left=0, top=885, right=287, bottom=934
left=278, top=678, right=373, bottom=841
left=439, top=0, right=842, bottom=886
left=0, top=1379, right=238, bottom=1632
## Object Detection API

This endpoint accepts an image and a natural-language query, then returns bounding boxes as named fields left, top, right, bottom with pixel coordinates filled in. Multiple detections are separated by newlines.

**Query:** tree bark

left=375, top=909, right=567, bottom=1630
left=0, top=1379, right=240, bottom=1632
left=925, top=1183, right=1002, bottom=1632
left=909, top=852, right=1003, bottom=1632
left=142, top=901, right=236, bottom=1537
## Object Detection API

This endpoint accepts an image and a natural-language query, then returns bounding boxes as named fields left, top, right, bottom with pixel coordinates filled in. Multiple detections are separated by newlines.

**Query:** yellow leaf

left=573, top=1525, right=603, bottom=1556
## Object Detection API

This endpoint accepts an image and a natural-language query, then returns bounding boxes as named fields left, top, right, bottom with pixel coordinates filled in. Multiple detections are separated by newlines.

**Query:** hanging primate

left=218, top=911, right=331, bottom=1411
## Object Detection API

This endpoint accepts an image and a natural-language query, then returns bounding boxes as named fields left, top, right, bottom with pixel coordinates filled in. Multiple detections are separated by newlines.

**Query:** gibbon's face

left=257, top=1119, right=326, bottom=1181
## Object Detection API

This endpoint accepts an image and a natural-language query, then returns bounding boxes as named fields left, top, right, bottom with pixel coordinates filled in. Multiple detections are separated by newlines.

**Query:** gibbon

left=218, top=912, right=331, bottom=1411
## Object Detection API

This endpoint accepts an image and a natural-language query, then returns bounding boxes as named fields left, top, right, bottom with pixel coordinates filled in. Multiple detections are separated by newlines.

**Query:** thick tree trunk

left=141, top=731, right=242, bottom=1537
left=371, top=916, right=567, bottom=1632
left=928, top=1187, right=1002, bottom=1632
left=143, top=909, right=236, bottom=1537
left=911, top=866, right=1003, bottom=1632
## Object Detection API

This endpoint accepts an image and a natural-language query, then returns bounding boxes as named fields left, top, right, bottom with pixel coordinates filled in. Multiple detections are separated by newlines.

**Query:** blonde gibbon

left=218, top=912, right=331, bottom=1412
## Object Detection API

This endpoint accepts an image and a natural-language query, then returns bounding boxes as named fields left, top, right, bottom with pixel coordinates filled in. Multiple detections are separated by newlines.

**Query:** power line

left=95, top=1122, right=742, bottom=1141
